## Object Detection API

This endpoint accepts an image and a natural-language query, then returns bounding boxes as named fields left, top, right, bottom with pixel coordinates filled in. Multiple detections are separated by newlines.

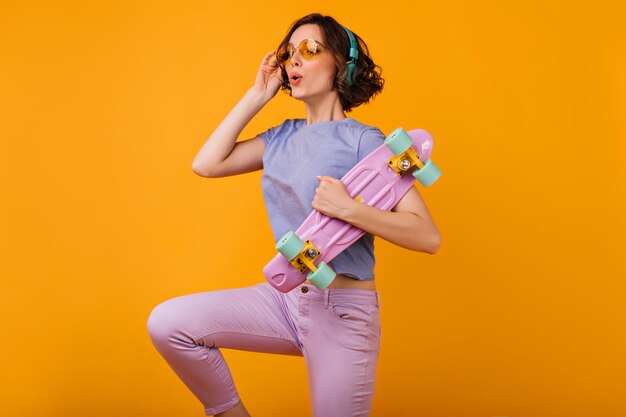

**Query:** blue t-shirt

left=257, top=117, right=386, bottom=280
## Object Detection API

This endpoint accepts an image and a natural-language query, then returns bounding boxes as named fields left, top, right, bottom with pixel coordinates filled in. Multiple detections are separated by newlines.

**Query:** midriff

left=306, top=273, right=376, bottom=290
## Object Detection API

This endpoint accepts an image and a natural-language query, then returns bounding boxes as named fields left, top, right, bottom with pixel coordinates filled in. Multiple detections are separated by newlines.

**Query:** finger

left=262, top=50, right=275, bottom=64
left=316, top=175, right=339, bottom=183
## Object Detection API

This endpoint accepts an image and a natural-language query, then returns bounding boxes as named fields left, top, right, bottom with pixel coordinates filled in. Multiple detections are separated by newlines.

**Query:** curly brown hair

left=276, top=13, right=385, bottom=113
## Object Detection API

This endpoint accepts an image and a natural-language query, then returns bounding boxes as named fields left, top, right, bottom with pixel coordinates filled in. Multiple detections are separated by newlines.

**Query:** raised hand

left=251, top=50, right=284, bottom=102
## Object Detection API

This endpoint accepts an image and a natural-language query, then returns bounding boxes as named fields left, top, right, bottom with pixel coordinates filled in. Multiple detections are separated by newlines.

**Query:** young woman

left=147, top=13, right=440, bottom=417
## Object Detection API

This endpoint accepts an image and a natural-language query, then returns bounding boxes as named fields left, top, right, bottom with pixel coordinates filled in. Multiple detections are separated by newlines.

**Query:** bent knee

left=146, top=299, right=182, bottom=343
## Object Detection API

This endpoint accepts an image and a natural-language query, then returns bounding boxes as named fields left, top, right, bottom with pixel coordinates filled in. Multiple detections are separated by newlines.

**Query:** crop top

left=256, top=117, right=386, bottom=280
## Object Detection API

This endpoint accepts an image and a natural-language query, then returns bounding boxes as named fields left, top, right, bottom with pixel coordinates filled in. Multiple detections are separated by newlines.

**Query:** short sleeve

left=256, top=119, right=288, bottom=147
left=256, top=125, right=276, bottom=147
left=357, top=127, right=386, bottom=163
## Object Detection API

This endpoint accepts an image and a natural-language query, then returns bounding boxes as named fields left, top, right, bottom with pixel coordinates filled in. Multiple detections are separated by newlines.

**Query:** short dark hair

left=276, top=13, right=385, bottom=113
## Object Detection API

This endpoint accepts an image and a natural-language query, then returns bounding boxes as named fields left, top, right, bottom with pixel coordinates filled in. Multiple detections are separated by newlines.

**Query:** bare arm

left=192, top=50, right=283, bottom=178
left=344, top=186, right=441, bottom=254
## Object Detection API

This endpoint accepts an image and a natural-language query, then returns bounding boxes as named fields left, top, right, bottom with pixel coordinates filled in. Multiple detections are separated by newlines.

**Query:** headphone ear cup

left=344, top=61, right=356, bottom=85
left=341, top=25, right=359, bottom=86
left=349, top=61, right=357, bottom=84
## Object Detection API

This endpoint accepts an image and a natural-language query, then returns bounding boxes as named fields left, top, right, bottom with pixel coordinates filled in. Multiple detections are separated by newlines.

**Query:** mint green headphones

left=341, top=25, right=358, bottom=85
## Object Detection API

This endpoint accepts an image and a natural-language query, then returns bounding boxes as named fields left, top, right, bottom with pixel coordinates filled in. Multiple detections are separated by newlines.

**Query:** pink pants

left=147, top=282, right=381, bottom=416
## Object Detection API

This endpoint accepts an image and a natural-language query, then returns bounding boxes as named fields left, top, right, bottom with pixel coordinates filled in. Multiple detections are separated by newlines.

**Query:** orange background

left=1, top=1, right=625, bottom=416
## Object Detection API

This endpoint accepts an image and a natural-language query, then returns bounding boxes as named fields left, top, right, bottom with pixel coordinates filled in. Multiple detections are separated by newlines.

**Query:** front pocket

left=331, top=302, right=372, bottom=326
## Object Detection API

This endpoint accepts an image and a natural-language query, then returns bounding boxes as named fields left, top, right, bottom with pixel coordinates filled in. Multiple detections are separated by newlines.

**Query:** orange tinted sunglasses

left=276, top=39, right=326, bottom=64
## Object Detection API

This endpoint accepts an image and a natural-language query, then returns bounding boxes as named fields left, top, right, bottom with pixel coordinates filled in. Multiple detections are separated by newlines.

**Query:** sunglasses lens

left=276, top=45, right=291, bottom=64
left=300, top=39, right=318, bottom=59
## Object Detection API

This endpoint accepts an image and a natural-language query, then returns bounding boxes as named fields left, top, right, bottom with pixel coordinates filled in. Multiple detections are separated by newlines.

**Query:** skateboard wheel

left=307, top=262, right=336, bottom=290
left=413, top=159, right=441, bottom=187
left=384, top=127, right=413, bottom=155
left=276, top=231, right=305, bottom=260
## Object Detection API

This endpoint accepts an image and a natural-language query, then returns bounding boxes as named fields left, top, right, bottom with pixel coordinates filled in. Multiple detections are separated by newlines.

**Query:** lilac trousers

left=147, top=282, right=381, bottom=416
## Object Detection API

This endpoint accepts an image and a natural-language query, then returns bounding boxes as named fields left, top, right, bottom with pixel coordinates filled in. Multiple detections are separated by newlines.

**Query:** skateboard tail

left=263, top=254, right=304, bottom=292
left=404, top=128, right=441, bottom=186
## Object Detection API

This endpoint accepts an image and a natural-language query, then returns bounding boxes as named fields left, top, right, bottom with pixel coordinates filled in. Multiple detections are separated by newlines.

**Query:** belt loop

left=375, top=291, right=381, bottom=308
left=324, top=289, right=330, bottom=309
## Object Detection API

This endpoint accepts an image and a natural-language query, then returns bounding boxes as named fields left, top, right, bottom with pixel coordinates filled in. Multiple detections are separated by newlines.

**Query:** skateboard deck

left=263, top=127, right=441, bottom=293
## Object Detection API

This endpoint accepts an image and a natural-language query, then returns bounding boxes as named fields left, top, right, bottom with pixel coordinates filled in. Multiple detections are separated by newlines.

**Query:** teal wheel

left=413, top=159, right=441, bottom=187
left=307, top=262, right=337, bottom=290
left=276, top=231, right=305, bottom=260
left=384, top=127, right=413, bottom=155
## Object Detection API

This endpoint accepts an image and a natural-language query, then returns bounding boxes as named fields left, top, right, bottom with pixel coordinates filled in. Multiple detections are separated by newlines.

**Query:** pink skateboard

left=263, top=127, right=441, bottom=293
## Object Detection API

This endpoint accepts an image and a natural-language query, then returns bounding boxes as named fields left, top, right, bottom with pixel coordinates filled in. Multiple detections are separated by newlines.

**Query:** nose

left=290, top=49, right=302, bottom=67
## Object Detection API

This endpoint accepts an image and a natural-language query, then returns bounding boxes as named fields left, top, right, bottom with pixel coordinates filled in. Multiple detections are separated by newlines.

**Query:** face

left=281, top=24, right=337, bottom=101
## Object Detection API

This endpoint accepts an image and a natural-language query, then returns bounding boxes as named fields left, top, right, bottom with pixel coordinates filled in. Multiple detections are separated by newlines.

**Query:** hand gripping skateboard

left=263, top=127, right=441, bottom=293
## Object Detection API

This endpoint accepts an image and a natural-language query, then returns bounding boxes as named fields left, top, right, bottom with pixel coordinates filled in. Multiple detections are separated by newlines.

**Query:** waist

left=305, top=273, right=376, bottom=290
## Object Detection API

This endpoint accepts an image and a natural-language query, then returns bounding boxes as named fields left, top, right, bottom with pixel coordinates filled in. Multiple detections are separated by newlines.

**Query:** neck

left=304, top=91, right=347, bottom=125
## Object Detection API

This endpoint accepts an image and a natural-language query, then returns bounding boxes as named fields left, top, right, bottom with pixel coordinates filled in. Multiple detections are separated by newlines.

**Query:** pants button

left=301, top=286, right=309, bottom=293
